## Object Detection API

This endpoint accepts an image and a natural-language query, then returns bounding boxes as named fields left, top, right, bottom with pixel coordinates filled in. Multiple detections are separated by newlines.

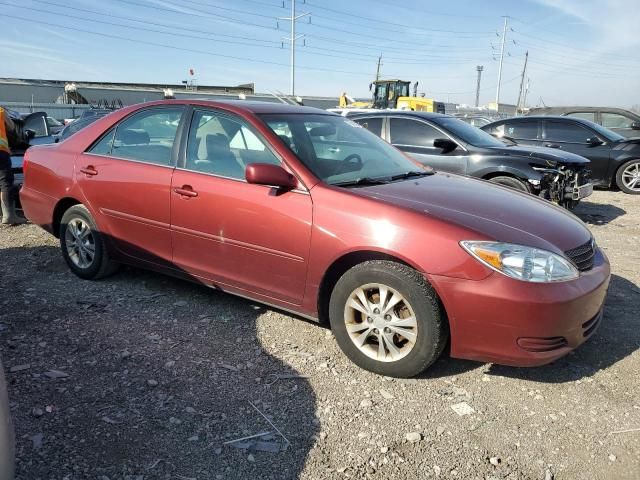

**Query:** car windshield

left=433, top=116, right=506, bottom=148
left=260, top=113, right=426, bottom=186
left=47, top=117, right=63, bottom=127
left=580, top=119, right=625, bottom=142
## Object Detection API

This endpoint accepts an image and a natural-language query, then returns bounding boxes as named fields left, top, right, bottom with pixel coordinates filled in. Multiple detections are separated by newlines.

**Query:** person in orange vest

left=0, top=107, right=25, bottom=225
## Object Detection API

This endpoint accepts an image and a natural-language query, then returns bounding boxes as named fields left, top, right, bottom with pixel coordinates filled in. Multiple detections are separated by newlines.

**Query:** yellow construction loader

left=338, top=80, right=445, bottom=113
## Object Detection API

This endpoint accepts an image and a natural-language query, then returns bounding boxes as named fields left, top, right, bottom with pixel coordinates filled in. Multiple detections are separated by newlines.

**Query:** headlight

left=460, top=241, right=579, bottom=283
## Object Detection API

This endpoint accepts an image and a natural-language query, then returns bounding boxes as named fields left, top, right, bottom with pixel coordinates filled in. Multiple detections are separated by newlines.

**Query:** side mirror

left=586, top=137, right=604, bottom=146
left=631, top=121, right=640, bottom=130
left=433, top=138, right=458, bottom=153
left=246, top=163, right=298, bottom=190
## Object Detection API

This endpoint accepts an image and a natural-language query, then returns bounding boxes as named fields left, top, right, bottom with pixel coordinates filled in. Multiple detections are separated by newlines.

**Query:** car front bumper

left=429, top=248, right=611, bottom=367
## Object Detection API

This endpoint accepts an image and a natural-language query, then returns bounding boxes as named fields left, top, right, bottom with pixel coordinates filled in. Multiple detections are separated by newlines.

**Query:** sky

left=1, top=0, right=639, bottom=108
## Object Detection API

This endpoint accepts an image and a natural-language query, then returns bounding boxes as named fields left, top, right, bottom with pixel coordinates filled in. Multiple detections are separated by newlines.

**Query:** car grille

left=565, top=239, right=595, bottom=272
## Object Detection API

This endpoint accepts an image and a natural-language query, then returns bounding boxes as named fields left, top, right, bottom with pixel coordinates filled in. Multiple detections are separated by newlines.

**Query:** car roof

left=130, top=99, right=332, bottom=116
left=485, top=115, right=599, bottom=128
left=348, top=110, right=447, bottom=120
left=529, top=106, right=635, bottom=113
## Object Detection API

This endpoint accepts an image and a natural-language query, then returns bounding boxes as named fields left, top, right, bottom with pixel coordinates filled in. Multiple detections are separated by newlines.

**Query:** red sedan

left=20, top=100, right=610, bottom=377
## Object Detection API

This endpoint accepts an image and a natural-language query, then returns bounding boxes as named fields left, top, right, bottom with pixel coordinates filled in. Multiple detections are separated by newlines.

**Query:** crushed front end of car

left=533, top=164, right=593, bottom=209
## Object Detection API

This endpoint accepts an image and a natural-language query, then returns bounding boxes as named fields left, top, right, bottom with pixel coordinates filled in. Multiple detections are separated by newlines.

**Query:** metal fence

left=3, top=102, right=93, bottom=120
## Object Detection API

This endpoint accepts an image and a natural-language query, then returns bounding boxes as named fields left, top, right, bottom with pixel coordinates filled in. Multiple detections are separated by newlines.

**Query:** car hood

left=484, top=144, right=590, bottom=166
left=354, top=172, right=591, bottom=253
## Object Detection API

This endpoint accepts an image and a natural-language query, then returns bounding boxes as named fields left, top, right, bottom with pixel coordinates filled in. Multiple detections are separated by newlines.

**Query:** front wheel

left=616, top=159, right=640, bottom=194
left=329, top=261, right=448, bottom=378
left=488, top=175, right=530, bottom=192
left=59, top=205, right=118, bottom=279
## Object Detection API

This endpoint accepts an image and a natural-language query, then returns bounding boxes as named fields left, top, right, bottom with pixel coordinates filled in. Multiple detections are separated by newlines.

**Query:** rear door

left=387, top=117, right=468, bottom=174
left=77, top=106, right=184, bottom=267
left=170, top=107, right=312, bottom=305
left=542, top=119, right=611, bottom=183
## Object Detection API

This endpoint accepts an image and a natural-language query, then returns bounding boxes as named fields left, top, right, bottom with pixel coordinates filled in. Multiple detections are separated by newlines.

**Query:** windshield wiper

left=333, top=177, right=390, bottom=187
left=389, top=170, right=435, bottom=181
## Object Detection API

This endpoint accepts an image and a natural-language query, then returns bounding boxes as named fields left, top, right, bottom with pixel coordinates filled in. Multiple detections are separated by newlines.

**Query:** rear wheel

left=59, top=205, right=118, bottom=279
left=329, top=261, right=448, bottom=378
left=488, top=175, right=529, bottom=192
left=616, top=159, right=640, bottom=194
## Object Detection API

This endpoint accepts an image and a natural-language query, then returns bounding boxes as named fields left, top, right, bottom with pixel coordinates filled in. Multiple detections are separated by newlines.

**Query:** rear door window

left=389, top=118, right=441, bottom=147
left=545, top=121, right=592, bottom=143
left=111, top=107, right=184, bottom=166
left=566, top=112, right=596, bottom=122
left=501, top=120, right=539, bottom=140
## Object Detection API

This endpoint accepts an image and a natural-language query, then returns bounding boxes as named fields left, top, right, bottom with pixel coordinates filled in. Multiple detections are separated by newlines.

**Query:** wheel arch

left=317, top=250, right=423, bottom=325
left=52, top=197, right=82, bottom=238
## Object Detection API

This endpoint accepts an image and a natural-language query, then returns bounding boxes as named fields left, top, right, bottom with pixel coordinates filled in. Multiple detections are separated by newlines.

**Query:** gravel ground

left=1, top=190, right=639, bottom=480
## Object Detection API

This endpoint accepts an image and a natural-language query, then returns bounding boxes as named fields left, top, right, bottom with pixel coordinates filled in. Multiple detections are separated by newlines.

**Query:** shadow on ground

left=573, top=199, right=626, bottom=226
left=1, top=245, right=318, bottom=479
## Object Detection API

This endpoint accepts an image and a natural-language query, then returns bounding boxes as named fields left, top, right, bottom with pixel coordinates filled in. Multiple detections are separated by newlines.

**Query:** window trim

left=84, top=105, right=186, bottom=168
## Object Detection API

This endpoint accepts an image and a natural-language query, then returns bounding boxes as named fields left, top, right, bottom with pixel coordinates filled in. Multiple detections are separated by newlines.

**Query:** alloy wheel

left=64, top=217, right=96, bottom=269
left=621, top=162, right=640, bottom=192
left=343, top=283, right=418, bottom=362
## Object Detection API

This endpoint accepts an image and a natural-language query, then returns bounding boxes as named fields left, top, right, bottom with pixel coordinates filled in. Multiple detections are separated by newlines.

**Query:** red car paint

left=20, top=100, right=610, bottom=367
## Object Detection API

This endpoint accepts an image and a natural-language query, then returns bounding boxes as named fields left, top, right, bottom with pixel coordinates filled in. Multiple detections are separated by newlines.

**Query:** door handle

left=173, top=185, right=198, bottom=198
left=328, top=147, right=341, bottom=153
left=544, top=143, right=561, bottom=149
left=80, top=165, right=98, bottom=176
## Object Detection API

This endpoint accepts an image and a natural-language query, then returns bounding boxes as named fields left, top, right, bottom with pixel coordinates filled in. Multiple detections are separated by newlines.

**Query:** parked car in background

left=45, top=116, right=65, bottom=136
left=20, top=100, right=610, bottom=377
left=482, top=116, right=640, bottom=194
left=451, top=114, right=497, bottom=128
left=349, top=111, right=592, bottom=208
left=527, top=106, right=640, bottom=138
left=55, top=112, right=110, bottom=143
left=0, top=357, right=15, bottom=480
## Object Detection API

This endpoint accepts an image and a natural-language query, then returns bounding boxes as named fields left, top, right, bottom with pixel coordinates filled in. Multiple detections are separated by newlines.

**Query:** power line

left=1, top=2, right=491, bottom=70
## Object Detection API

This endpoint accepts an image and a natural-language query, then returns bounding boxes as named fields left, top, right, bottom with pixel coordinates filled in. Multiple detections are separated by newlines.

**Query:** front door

left=388, top=117, right=468, bottom=174
left=170, top=108, right=312, bottom=305
left=543, top=120, right=611, bottom=184
left=77, top=106, right=184, bottom=266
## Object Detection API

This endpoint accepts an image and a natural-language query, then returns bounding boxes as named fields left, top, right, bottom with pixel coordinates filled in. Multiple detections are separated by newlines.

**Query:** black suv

left=527, top=106, right=640, bottom=138
left=349, top=111, right=593, bottom=208
left=482, top=116, right=640, bottom=194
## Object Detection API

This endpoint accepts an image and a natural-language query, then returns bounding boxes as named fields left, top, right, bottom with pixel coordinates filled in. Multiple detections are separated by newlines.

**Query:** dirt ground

left=1, top=190, right=639, bottom=480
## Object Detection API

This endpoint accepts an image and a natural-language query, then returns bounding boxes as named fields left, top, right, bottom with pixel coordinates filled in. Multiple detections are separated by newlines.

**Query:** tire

left=59, top=204, right=118, bottom=280
left=488, top=175, right=530, bottom=192
left=615, top=159, right=640, bottom=194
left=329, top=260, right=448, bottom=378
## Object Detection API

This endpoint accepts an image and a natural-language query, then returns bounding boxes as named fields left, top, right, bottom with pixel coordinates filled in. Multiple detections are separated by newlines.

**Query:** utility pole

left=522, top=77, right=531, bottom=109
left=495, top=16, right=509, bottom=112
left=475, top=65, right=483, bottom=108
left=516, top=51, right=529, bottom=115
left=278, top=0, right=310, bottom=96
left=375, top=55, right=383, bottom=82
